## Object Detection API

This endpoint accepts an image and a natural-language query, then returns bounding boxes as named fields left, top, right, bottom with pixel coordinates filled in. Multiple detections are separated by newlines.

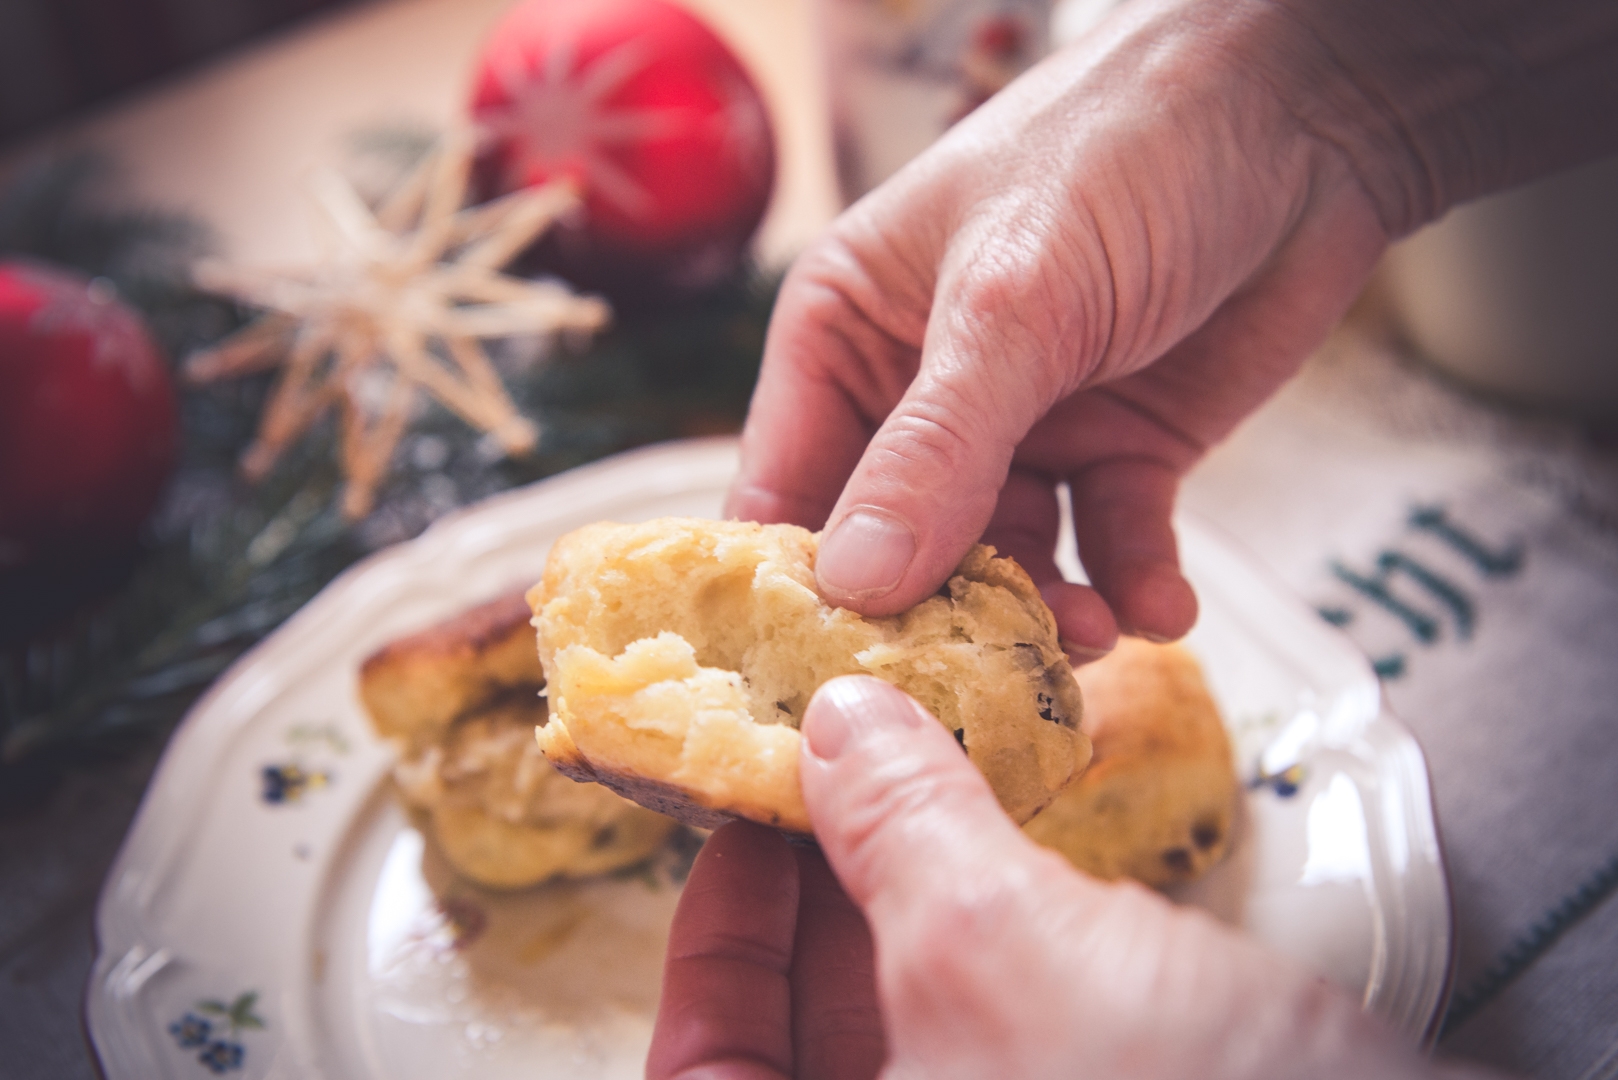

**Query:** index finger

left=724, top=245, right=924, bottom=530
left=648, top=823, right=798, bottom=1080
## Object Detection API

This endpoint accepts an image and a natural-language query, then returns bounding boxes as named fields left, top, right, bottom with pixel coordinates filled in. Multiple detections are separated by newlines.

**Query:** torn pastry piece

left=1023, top=636, right=1238, bottom=887
left=358, top=593, right=677, bottom=889
left=361, top=593, right=544, bottom=751
left=527, top=517, right=1089, bottom=834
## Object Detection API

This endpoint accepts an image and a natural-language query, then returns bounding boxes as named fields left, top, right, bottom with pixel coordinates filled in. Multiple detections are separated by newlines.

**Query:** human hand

left=724, top=0, right=1618, bottom=659
left=648, top=675, right=1473, bottom=1080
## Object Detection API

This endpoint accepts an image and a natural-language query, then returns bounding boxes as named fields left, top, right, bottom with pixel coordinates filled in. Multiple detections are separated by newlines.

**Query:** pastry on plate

left=358, top=594, right=677, bottom=889
left=528, top=517, right=1089, bottom=833
left=1023, top=636, right=1238, bottom=887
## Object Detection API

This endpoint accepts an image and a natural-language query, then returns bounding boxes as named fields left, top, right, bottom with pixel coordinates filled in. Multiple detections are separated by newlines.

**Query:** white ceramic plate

left=87, top=437, right=1453, bottom=1079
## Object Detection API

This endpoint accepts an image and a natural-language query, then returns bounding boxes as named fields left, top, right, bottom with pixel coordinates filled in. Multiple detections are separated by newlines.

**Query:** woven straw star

left=186, top=132, right=610, bottom=518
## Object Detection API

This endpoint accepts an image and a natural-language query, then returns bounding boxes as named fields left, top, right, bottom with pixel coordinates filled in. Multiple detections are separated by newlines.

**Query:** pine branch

left=0, top=145, right=778, bottom=802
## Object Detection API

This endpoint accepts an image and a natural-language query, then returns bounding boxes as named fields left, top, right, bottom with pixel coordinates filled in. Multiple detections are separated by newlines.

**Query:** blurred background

left=3, top=3, right=1617, bottom=1079
left=0, top=0, right=362, bottom=144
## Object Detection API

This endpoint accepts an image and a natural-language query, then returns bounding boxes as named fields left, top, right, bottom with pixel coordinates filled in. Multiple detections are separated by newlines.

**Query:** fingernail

left=805, top=676, right=925, bottom=760
left=1060, top=638, right=1113, bottom=664
left=816, top=509, right=916, bottom=600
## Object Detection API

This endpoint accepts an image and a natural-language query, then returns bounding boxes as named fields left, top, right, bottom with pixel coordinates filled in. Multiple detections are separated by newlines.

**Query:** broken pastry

left=1024, top=636, right=1238, bottom=887
left=359, top=593, right=677, bottom=889
left=527, top=517, right=1089, bottom=834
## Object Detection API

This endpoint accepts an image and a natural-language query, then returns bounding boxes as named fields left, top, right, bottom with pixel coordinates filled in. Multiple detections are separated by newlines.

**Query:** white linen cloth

left=1184, top=325, right=1618, bottom=1079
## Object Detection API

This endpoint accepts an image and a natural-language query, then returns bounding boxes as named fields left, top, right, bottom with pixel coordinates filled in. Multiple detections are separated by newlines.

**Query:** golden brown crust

left=530, top=517, right=1087, bottom=835
left=535, top=703, right=809, bottom=833
left=357, top=592, right=678, bottom=889
left=359, top=593, right=541, bottom=748
left=1024, top=637, right=1238, bottom=887
left=552, top=755, right=777, bottom=832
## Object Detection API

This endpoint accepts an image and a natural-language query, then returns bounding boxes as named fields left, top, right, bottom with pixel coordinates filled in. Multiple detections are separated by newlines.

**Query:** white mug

left=1381, top=154, right=1618, bottom=421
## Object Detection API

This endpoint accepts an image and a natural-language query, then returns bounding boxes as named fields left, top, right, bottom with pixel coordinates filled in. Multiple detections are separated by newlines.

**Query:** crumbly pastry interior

left=358, top=594, right=676, bottom=889
left=528, top=517, right=1089, bottom=832
left=1023, top=636, right=1238, bottom=887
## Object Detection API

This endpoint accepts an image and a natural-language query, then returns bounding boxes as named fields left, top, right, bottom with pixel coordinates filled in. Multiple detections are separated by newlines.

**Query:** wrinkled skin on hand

left=664, top=0, right=1618, bottom=1073
left=648, top=677, right=1494, bottom=1080
left=724, top=0, right=1618, bottom=661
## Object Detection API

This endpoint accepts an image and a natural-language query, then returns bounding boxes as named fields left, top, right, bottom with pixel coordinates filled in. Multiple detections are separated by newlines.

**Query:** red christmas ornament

left=470, top=0, right=776, bottom=297
left=0, top=260, right=178, bottom=569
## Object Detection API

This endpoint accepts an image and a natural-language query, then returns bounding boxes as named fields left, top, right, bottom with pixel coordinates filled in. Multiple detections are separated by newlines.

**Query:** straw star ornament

left=186, top=133, right=610, bottom=518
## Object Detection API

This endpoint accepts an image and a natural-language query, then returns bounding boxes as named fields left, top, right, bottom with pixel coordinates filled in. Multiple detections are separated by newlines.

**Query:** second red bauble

left=0, top=260, right=177, bottom=571
left=470, top=0, right=776, bottom=297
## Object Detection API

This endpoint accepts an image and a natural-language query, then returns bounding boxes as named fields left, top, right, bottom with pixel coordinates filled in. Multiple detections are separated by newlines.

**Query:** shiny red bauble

left=0, top=260, right=178, bottom=569
left=470, top=0, right=776, bottom=297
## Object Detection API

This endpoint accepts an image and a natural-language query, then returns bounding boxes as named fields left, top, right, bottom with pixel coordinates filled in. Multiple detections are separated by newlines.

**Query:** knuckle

left=873, top=398, right=992, bottom=479
left=776, top=240, right=925, bottom=412
left=790, top=234, right=929, bottom=349
left=693, top=926, right=794, bottom=975
left=938, top=236, right=1098, bottom=406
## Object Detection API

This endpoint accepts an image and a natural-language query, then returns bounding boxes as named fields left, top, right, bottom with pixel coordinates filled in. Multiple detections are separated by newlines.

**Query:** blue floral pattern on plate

left=168, top=991, right=264, bottom=1074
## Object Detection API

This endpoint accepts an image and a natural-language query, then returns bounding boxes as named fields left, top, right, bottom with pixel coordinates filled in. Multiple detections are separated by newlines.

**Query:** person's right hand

left=651, top=676, right=1494, bottom=1080
left=726, top=0, right=1618, bottom=660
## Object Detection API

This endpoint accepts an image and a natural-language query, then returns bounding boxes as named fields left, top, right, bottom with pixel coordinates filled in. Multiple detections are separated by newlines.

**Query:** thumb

left=798, top=678, right=1440, bottom=1080
left=798, top=675, right=1066, bottom=930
